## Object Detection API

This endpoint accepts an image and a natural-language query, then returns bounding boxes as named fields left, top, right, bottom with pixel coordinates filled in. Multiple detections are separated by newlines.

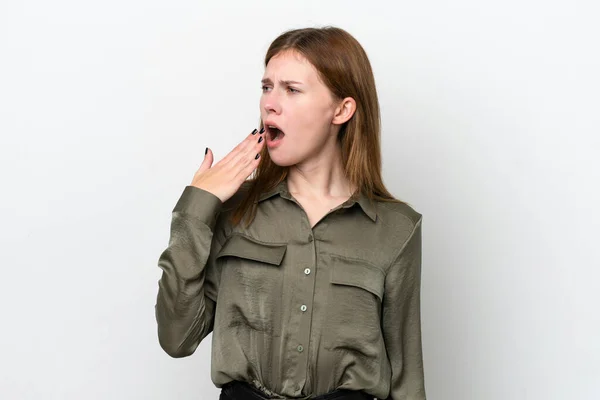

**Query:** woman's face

left=260, top=50, right=343, bottom=167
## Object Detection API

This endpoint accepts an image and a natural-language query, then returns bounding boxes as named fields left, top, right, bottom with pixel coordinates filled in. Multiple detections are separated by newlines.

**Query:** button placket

left=289, top=228, right=317, bottom=390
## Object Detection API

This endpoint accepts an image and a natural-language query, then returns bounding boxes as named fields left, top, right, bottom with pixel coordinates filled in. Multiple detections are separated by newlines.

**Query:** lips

left=264, top=121, right=285, bottom=141
left=264, top=120, right=283, bottom=132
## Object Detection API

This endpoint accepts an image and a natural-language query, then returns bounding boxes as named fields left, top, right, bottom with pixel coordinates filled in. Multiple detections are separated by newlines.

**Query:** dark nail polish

left=251, top=128, right=258, bottom=135
left=255, top=153, right=260, bottom=159
left=205, top=147, right=208, bottom=155
left=258, top=136, right=263, bottom=143
left=259, top=127, right=265, bottom=134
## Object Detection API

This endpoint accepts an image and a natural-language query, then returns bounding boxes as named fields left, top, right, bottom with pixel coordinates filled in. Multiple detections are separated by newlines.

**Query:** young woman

left=155, top=26, right=426, bottom=400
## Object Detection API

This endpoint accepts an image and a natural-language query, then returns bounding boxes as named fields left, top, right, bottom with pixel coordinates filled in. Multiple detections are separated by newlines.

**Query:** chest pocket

left=324, top=254, right=386, bottom=351
left=217, top=233, right=287, bottom=265
left=215, top=233, right=287, bottom=335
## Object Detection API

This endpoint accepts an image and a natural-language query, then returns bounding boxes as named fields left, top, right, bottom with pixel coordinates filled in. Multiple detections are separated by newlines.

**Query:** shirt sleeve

left=381, top=216, right=426, bottom=399
left=154, top=185, right=226, bottom=358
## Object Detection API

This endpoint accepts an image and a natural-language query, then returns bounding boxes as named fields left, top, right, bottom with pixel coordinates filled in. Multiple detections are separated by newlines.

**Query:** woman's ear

left=332, top=97, right=356, bottom=125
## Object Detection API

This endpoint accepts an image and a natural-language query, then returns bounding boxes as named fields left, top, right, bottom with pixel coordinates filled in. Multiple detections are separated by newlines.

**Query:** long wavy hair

left=230, top=26, right=407, bottom=228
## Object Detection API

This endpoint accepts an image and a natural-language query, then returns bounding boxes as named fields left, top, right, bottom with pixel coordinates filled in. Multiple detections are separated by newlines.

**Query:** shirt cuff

left=172, top=185, right=223, bottom=229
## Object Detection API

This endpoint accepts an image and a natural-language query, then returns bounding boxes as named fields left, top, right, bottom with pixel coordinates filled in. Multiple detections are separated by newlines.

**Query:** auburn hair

left=230, top=26, right=407, bottom=228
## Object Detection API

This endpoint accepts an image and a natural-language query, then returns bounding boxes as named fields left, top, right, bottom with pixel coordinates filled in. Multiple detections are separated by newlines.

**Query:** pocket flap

left=329, top=256, right=385, bottom=301
left=216, top=234, right=287, bottom=266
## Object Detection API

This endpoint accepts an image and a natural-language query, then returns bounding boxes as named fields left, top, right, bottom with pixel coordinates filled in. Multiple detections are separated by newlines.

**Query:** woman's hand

left=191, top=128, right=265, bottom=203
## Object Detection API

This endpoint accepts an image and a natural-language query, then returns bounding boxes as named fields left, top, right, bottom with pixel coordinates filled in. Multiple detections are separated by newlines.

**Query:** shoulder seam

left=385, top=215, right=423, bottom=272
left=378, top=201, right=421, bottom=226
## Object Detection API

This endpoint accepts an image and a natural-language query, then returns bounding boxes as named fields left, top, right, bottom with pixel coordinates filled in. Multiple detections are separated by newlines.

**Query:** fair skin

left=260, top=50, right=357, bottom=226
left=191, top=50, right=357, bottom=228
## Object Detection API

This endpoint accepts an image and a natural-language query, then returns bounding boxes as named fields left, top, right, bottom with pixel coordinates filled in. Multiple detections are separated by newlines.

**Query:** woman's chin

left=267, top=152, right=297, bottom=167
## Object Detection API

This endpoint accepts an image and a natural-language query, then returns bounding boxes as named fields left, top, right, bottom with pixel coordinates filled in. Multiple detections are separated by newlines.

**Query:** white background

left=1, top=1, right=598, bottom=399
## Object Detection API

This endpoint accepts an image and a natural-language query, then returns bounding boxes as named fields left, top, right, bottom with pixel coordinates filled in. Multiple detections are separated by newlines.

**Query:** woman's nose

left=262, top=91, right=281, bottom=114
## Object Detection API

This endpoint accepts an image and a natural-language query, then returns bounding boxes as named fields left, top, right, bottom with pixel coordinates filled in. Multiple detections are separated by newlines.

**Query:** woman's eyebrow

left=261, top=78, right=304, bottom=85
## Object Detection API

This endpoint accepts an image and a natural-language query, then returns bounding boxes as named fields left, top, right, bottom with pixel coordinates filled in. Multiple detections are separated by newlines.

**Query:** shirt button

left=297, top=345, right=304, bottom=352
left=304, top=268, right=311, bottom=275
left=308, top=234, right=313, bottom=242
left=300, top=305, right=307, bottom=312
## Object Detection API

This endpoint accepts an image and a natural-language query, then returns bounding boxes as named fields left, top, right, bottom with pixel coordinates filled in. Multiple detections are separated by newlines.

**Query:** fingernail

left=258, top=136, right=263, bottom=143
left=205, top=147, right=208, bottom=155
left=255, top=153, right=260, bottom=159
left=251, top=128, right=258, bottom=135
left=259, top=127, right=265, bottom=134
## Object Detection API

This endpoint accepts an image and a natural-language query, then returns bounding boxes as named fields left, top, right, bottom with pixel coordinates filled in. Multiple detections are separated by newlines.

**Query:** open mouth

left=266, top=125, right=285, bottom=141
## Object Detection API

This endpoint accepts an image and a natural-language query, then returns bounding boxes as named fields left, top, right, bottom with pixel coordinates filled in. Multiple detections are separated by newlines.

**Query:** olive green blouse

left=155, top=179, right=426, bottom=399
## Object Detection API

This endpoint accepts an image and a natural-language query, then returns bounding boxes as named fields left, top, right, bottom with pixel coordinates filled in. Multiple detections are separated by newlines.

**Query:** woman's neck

left=286, top=150, right=356, bottom=200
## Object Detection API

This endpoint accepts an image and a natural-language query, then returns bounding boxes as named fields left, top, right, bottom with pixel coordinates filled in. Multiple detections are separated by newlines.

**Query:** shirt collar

left=257, top=179, right=377, bottom=222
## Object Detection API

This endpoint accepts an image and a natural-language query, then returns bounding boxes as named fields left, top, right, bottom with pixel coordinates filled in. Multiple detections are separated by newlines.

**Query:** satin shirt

left=155, top=179, right=426, bottom=399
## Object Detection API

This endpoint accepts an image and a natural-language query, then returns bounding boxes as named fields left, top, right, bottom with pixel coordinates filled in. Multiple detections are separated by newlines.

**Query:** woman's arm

left=154, top=186, right=225, bottom=358
left=381, top=217, right=426, bottom=399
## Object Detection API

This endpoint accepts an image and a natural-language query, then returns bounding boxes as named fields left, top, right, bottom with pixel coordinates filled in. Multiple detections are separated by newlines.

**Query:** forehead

left=263, top=50, right=319, bottom=83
